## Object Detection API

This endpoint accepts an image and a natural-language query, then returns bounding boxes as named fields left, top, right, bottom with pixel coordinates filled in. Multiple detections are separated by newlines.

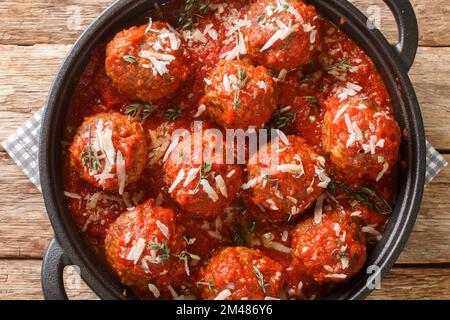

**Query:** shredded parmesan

left=163, top=135, right=180, bottom=162
left=156, top=221, right=170, bottom=239
left=169, top=168, right=185, bottom=193
left=193, top=104, right=207, bottom=118
left=116, top=151, right=126, bottom=195
left=126, top=238, right=146, bottom=264
left=261, top=22, right=299, bottom=52
left=214, top=289, right=232, bottom=300
left=376, top=162, right=389, bottom=182
left=200, top=179, right=219, bottom=202
left=314, top=195, right=326, bottom=224
left=215, top=175, right=228, bottom=197
left=148, top=283, right=161, bottom=298
left=64, top=191, right=82, bottom=200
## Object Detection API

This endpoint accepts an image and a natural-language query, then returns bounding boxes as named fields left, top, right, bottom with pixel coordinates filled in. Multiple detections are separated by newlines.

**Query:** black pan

left=39, top=0, right=426, bottom=300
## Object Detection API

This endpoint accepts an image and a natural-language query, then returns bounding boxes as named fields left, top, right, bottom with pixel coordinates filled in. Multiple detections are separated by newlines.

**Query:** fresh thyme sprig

left=265, top=110, right=296, bottom=129
left=123, top=55, right=138, bottom=64
left=172, top=250, right=201, bottom=262
left=81, top=125, right=101, bottom=172
left=304, top=95, right=319, bottom=112
left=196, top=279, right=217, bottom=292
left=199, top=161, right=212, bottom=180
left=125, top=103, right=156, bottom=122
left=325, top=60, right=353, bottom=72
left=329, top=176, right=393, bottom=215
left=147, top=241, right=171, bottom=264
left=231, top=68, right=248, bottom=109
left=165, top=108, right=181, bottom=121
left=178, top=0, right=211, bottom=30
left=253, top=266, right=269, bottom=293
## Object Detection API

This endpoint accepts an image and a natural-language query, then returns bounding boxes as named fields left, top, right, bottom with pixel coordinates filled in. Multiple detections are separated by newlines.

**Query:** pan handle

left=383, top=0, right=419, bottom=72
left=41, top=238, right=70, bottom=300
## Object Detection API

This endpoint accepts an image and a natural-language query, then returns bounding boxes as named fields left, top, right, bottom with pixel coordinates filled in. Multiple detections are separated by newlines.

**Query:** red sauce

left=62, top=0, right=400, bottom=300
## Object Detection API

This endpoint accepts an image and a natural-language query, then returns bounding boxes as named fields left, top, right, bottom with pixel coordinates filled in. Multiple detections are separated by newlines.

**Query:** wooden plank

left=1, top=259, right=449, bottom=299
left=0, top=151, right=52, bottom=258
left=409, top=47, right=450, bottom=151
left=1, top=45, right=450, bottom=149
left=0, top=0, right=448, bottom=47
left=0, top=150, right=449, bottom=263
left=0, top=259, right=97, bottom=300
left=368, top=267, right=450, bottom=300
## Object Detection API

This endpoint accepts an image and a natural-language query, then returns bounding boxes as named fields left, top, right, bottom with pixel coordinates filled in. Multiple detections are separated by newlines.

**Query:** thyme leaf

left=147, top=240, right=171, bottom=264
left=266, top=110, right=296, bottom=129
left=178, top=0, right=211, bottom=30
left=231, top=68, right=248, bottom=109
left=165, top=108, right=181, bottom=121
left=336, top=180, right=393, bottom=215
left=325, top=60, right=353, bottom=72
left=81, top=125, right=101, bottom=172
left=253, top=266, right=269, bottom=293
left=123, top=55, right=138, bottom=64
left=125, top=103, right=156, bottom=122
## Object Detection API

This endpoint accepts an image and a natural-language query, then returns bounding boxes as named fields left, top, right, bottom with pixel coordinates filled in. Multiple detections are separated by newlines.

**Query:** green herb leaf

left=165, top=108, right=181, bottom=121
left=125, top=103, right=156, bottom=122
left=81, top=125, right=101, bottom=172
left=178, top=0, right=211, bottom=30
left=147, top=240, right=171, bottom=264
left=266, top=110, right=296, bottom=129
left=338, top=182, right=392, bottom=215
left=123, top=55, right=138, bottom=64
left=325, top=60, right=353, bottom=72
left=253, top=266, right=269, bottom=292
left=233, top=225, right=244, bottom=246
left=231, top=68, right=248, bottom=110
left=199, top=161, right=212, bottom=180
left=195, top=279, right=216, bottom=292
left=248, top=221, right=256, bottom=233
left=183, top=236, right=197, bottom=245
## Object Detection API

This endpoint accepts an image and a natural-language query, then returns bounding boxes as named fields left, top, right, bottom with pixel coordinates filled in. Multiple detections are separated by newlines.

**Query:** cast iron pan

left=39, top=0, right=425, bottom=300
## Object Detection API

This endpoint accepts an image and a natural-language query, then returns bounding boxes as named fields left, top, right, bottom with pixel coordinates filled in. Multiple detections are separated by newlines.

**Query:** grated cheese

left=314, top=194, right=326, bottom=224
left=169, top=168, right=185, bottom=193
left=64, top=191, right=82, bottom=200
left=116, top=151, right=126, bottom=195
left=126, top=238, right=146, bottom=264
left=148, top=283, right=161, bottom=298
left=376, top=162, right=389, bottom=182
left=261, top=21, right=299, bottom=52
left=215, top=175, right=228, bottom=197
left=200, top=179, right=219, bottom=202
left=193, top=104, right=207, bottom=118
left=156, top=220, right=170, bottom=239
left=214, top=289, right=232, bottom=300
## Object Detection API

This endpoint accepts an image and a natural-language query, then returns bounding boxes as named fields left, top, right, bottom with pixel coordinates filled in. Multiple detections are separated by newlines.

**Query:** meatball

left=105, top=22, right=188, bottom=102
left=203, top=60, right=277, bottom=129
left=70, top=112, right=148, bottom=194
left=162, top=126, right=243, bottom=217
left=245, top=134, right=329, bottom=221
left=321, top=90, right=401, bottom=183
left=105, top=199, right=186, bottom=290
left=291, top=206, right=367, bottom=283
left=243, top=0, right=322, bottom=70
left=197, top=247, right=284, bottom=300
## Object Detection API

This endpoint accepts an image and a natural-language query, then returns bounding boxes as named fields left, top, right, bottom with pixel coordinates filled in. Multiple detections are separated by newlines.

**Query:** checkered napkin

left=1, top=108, right=448, bottom=190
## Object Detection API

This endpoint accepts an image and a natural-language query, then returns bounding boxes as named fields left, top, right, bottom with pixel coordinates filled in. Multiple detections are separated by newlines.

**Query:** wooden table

left=1, top=0, right=449, bottom=300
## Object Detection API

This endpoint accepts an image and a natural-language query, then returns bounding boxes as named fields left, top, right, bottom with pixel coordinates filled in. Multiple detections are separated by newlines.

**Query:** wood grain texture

left=1, top=259, right=449, bottom=300
left=1, top=45, right=450, bottom=149
left=0, top=0, right=448, bottom=47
